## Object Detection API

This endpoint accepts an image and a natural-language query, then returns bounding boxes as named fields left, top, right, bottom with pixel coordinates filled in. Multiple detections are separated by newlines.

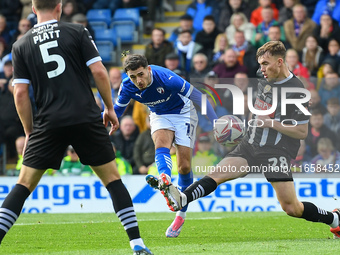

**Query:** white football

left=213, top=115, right=245, bottom=146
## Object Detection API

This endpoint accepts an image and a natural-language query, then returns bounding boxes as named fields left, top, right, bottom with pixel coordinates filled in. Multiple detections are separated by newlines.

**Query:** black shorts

left=23, top=121, right=115, bottom=170
left=227, top=140, right=293, bottom=182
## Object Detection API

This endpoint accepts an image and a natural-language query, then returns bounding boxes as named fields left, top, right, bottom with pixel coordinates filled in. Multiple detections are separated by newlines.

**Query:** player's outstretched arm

left=89, top=61, right=119, bottom=134
left=190, top=87, right=218, bottom=123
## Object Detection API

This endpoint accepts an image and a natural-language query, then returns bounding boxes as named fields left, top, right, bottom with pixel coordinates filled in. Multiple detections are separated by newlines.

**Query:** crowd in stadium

left=1, top=0, right=340, bottom=176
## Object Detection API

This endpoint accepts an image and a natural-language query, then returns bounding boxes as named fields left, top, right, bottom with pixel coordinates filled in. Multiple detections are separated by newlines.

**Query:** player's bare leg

left=272, top=181, right=340, bottom=238
left=163, top=144, right=193, bottom=238
left=0, top=166, right=45, bottom=244
left=91, top=161, right=152, bottom=254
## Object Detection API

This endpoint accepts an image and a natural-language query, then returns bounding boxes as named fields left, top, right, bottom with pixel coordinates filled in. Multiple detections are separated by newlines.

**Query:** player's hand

left=255, top=115, right=274, bottom=128
left=103, top=108, right=119, bottom=135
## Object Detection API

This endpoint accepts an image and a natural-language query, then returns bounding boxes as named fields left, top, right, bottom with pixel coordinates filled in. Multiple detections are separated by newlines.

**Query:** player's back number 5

left=39, top=40, right=65, bottom=79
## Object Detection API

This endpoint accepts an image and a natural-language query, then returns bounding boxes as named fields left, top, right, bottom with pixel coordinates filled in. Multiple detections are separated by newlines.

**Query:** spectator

left=20, top=0, right=34, bottom=19
left=251, top=7, right=283, bottom=48
left=324, top=38, right=340, bottom=61
left=286, top=49, right=311, bottom=80
left=309, top=89, right=328, bottom=114
left=58, top=146, right=93, bottom=176
left=0, top=39, right=10, bottom=73
left=232, top=30, right=258, bottom=76
left=110, top=115, right=139, bottom=173
left=301, top=0, right=319, bottom=18
left=144, top=28, right=174, bottom=67
left=222, top=72, right=255, bottom=113
left=250, top=0, right=279, bottom=27
left=190, top=53, right=211, bottom=79
left=305, top=108, right=337, bottom=158
left=195, top=15, right=220, bottom=61
left=0, top=63, right=24, bottom=162
left=92, top=0, right=122, bottom=15
left=226, top=12, right=255, bottom=45
left=213, top=48, right=248, bottom=78
left=309, top=137, right=340, bottom=172
left=312, top=0, right=340, bottom=25
left=110, top=143, right=133, bottom=176
left=186, top=0, right=220, bottom=32
left=0, top=0, right=21, bottom=23
left=71, top=13, right=95, bottom=40
left=192, top=133, right=221, bottom=175
left=133, top=116, right=155, bottom=174
left=174, top=30, right=203, bottom=73
left=284, top=4, right=316, bottom=52
left=164, top=52, right=182, bottom=72
left=96, top=67, right=122, bottom=111
left=301, top=35, right=325, bottom=78
left=132, top=101, right=149, bottom=133
left=0, top=57, right=13, bottom=91
left=218, top=0, right=252, bottom=32
left=318, top=71, right=340, bottom=106
left=9, top=19, right=31, bottom=49
left=212, top=33, right=229, bottom=66
left=267, top=25, right=291, bottom=49
left=76, top=0, right=96, bottom=13
left=324, top=97, right=340, bottom=133
left=316, top=57, right=340, bottom=89
left=313, top=13, right=340, bottom=53
left=61, top=0, right=79, bottom=23
left=14, top=136, right=25, bottom=173
left=0, top=15, right=12, bottom=47
left=168, top=14, right=197, bottom=43
left=278, top=0, right=297, bottom=25
left=123, top=0, right=158, bottom=35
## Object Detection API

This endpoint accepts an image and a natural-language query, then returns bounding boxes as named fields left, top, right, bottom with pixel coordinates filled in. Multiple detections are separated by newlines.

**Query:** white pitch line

left=15, top=217, right=224, bottom=226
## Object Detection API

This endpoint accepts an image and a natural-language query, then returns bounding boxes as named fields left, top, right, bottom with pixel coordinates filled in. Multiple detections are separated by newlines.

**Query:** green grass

left=1, top=212, right=340, bottom=254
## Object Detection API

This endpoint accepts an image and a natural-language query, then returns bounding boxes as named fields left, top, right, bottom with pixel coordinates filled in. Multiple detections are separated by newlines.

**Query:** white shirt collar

left=34, top=19, right=58, bottom=27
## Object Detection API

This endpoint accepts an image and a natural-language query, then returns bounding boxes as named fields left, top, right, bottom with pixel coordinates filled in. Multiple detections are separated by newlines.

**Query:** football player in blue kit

left=114, top=54, right=218, bottom=237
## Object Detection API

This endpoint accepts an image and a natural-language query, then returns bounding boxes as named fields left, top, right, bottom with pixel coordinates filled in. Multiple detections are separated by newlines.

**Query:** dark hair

left=203, top=15, right=215, bottom=22
left=269, top=25, right=281, bottom=30
left=123, top=54, right=149, bottom=72
left=235, top=29, right=244, bottom=35
left=179, top=29, right=192, bottom=35
left=256, top=41, right=286, bottom=61
left=33, top=0, right=61, bottom=11
left=310, top=108, right=323, bottom=116
left=152, top=27, right=166, bottom=36
left=327, top=97, right=340, bottom=106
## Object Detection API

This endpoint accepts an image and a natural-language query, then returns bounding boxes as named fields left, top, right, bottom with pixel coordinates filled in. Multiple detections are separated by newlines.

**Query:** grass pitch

left=1, top=212, right=340, bottom=254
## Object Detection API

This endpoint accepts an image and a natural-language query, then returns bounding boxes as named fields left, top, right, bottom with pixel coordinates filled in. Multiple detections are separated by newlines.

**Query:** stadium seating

left=111, top=21, right=138, bottom=44
left=86, top=9, right=112, bottom=26
left=88, top=21, right=107, bottom=30
left=111, top=8, right=142, bottom=43
left=95, top=28, right=121, bottom=65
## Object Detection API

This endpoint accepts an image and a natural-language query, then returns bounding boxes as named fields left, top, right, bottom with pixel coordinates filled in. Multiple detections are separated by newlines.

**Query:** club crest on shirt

left=264, top=84, right=271, bottom=94
left=156, top=87, right=165, bottom=94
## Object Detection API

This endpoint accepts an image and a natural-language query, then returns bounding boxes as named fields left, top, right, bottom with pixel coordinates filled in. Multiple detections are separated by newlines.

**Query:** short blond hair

left=317, top=137, right=333, bottom=151
left=256, top=41, right=286, bottom=61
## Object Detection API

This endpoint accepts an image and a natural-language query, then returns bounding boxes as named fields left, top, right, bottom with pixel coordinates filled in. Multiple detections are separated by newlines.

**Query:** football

left=213, top=115, right=246, bottom=146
